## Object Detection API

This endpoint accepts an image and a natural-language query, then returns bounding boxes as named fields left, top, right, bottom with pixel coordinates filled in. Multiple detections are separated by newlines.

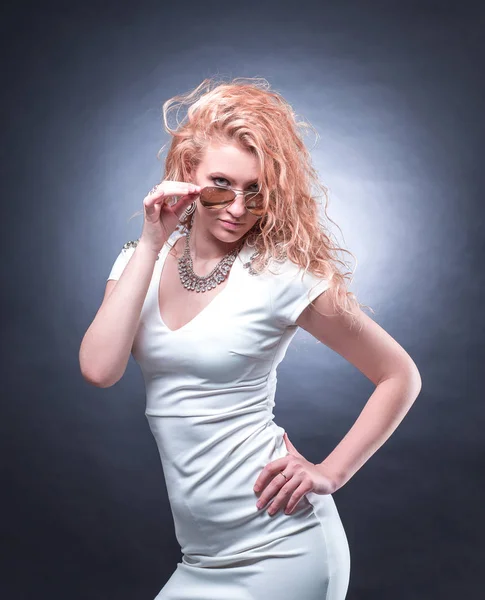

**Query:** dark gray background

left=2, top=0, right=483, bottom=598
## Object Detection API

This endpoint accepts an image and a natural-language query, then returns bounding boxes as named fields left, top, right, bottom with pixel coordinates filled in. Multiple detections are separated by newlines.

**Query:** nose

left=227, top=191, right=249, bottom=217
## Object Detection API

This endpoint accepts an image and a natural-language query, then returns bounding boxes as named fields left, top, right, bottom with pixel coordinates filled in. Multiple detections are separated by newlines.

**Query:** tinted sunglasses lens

left=199, top=186, right=265, bottom=217
left=245, top=192, right=265, bottom=217
left=199, top=186, right=234, bottom=208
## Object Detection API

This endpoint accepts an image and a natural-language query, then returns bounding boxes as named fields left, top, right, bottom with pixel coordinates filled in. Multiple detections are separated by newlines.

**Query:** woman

left=80, top=77, right=422, bottom=600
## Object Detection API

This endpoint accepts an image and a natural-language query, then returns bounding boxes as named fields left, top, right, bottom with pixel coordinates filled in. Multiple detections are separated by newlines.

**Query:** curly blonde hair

left=134, top=76, right=373, bottom=329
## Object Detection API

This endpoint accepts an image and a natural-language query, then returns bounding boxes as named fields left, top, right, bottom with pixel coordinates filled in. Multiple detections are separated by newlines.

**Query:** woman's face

left=189, top=140, right=262, bottom=242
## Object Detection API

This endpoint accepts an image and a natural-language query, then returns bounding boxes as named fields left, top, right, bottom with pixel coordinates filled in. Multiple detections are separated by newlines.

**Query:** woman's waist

left=147, top=412, right=285, bottom=475
left=149, top=417, right=288, bottom=501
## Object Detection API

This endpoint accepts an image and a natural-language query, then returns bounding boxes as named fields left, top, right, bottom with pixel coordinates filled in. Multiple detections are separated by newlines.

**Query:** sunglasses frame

left=199, top=185, right=265, bottom=218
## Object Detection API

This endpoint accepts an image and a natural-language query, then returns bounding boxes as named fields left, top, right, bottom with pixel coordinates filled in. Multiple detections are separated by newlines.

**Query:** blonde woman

left=80, top=77, right=422, bottom=599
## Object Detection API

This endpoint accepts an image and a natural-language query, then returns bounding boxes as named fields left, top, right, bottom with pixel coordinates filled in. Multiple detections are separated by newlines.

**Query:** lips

left=221, top=220, right=242, bottom=225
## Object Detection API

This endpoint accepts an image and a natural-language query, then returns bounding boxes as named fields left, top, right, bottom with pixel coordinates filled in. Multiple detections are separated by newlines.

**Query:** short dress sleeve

left=269, top=260, right=331, bottom=328
left=106, top=240, right=139, bottom=281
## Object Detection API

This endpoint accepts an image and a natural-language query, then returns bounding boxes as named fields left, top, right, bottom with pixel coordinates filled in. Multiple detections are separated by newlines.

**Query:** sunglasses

left=198, top=185, right=265, bottom=218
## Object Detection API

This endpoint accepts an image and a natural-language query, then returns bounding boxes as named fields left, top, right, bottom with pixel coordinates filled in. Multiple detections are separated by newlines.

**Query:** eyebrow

left=209, top=172, right=259, bottom=186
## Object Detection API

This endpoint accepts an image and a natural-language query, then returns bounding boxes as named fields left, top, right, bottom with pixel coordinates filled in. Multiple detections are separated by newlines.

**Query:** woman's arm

left=79, top=240, right=160, bottom=388
left=315, top=369, right=421, bottom=491
left=296, top=295, right=422, bottom=491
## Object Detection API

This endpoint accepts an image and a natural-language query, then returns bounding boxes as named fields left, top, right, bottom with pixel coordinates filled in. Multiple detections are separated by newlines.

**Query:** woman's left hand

left=253, top=432, right=337, bottom=516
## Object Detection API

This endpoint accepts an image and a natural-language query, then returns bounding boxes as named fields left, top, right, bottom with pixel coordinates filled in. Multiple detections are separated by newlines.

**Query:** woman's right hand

left=139, top=180, right=201, bottom=254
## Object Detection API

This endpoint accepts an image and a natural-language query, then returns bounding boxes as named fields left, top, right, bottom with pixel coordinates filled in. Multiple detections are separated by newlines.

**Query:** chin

left=218, top=231, right=245, bottom=243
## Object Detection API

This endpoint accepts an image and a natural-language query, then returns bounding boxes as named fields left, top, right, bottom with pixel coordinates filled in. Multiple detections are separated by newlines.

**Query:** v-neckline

left=155, top=230, right=246, bottom=334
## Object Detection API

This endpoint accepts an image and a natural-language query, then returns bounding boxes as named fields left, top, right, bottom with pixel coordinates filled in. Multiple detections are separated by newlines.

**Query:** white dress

left=107, top=229, right=351, bottom=600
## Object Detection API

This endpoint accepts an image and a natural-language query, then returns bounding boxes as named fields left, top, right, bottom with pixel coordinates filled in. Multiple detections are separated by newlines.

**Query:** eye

left=210, top=176, right=259, bottom=190
left=211, top=177, right=229, bottom=187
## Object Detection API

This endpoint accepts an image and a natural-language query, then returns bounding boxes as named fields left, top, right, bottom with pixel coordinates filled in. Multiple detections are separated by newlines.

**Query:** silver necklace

left=178, top=224, right=246, bottom=293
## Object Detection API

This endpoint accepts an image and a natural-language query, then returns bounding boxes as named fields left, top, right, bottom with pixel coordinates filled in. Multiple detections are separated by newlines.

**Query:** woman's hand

left=139, top=180, right=201, bottom=255
left=253, top=432, right=337, bottom=516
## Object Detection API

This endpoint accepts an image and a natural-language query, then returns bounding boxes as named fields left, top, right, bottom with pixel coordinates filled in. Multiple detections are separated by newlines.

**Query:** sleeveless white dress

left=107, top=229, right=351, bottom=600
